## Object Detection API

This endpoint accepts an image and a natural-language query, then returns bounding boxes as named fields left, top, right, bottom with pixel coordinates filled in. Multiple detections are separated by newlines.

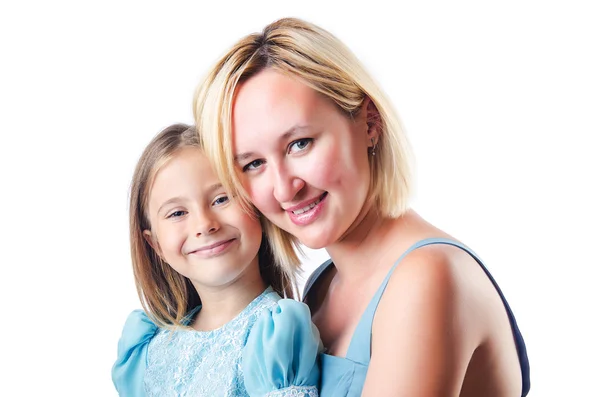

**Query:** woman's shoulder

left=379, top=237, right=481, bottom=319
left=361, top=240, right=485, bottom=394
left=111, top=309, right=159, bottom=396
left=386, top=242, right=459, bottom=303
left=371, top=237, right=494, bottom=357
left=383, top=237, right=496, bottom=312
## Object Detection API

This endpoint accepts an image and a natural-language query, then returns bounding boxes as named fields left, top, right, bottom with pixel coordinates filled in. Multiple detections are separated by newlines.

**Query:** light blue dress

left=112, top=287, right=321, bottom=397
left=303, top=238, right=530, bottom=397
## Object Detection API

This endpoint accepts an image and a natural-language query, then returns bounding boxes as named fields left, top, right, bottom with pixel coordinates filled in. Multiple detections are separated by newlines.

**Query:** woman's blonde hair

left=194, top=17, right=413, bottom=265
left=129, top=123, right=295, bottom=329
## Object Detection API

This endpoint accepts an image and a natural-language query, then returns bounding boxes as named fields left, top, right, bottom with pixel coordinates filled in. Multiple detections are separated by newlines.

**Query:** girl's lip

left=189, top=238, right=236, bottom=254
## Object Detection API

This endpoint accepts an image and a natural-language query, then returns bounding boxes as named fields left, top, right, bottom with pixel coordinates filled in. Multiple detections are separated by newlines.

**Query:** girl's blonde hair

left=129, top=124, right=295, bottom=328
left=194, top=17, right=413, bottom=266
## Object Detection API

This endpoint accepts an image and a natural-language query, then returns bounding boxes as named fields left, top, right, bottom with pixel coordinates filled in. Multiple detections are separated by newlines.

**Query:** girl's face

left=145, top=147, right=263, bottom=290
left=231, top=69, right=375, bottom=249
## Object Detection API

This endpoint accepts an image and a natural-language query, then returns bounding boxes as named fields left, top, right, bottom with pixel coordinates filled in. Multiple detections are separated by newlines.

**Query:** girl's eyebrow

left=157, top=196, right=186, bottom=215
left=205, top=183, right=223, bottom=194
left=156, top=184, right=222, bottom=214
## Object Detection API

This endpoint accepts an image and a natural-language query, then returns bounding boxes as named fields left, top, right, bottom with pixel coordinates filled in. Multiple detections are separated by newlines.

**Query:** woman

left=194, top=17, right=530, bottom=397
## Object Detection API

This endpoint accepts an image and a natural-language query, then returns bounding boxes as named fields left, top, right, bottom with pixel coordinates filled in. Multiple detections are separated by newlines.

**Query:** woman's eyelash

left=241, top=138, right=313, bottom=172
left=288, top=138, right=313, bottom=153
left=242, top=159, right=265, bottom=172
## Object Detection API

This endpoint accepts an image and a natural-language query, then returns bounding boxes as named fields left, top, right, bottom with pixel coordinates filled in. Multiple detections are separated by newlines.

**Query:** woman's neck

left=190, top=265, right=267, bottom=331
left=326, top=209, right=415, bottom=282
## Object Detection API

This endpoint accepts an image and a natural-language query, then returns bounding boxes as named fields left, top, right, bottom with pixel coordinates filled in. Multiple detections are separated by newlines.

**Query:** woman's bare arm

left=362, top=248, right=481, bottom=397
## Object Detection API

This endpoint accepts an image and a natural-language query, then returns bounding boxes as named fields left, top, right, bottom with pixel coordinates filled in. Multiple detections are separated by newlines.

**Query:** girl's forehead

left=147, top=149, right=219, bottom=204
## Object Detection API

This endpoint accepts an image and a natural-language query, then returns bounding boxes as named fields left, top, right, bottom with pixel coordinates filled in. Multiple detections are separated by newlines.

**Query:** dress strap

left=302, top=259, right=334, bottom=302
left=345, top=238, right=476, bottom=364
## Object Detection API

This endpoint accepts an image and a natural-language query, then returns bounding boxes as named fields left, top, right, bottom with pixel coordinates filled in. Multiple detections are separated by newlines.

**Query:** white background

left=1, top=1, right=598, bottom=396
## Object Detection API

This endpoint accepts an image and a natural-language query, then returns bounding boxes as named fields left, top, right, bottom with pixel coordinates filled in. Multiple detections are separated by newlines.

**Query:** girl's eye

left=167, top=210, right=187, bottom=219
left=213, top=195, right=230, bottom=206
left=288, top=138, right=313, bottom=154
left=242, top=159, right=265, bottom=172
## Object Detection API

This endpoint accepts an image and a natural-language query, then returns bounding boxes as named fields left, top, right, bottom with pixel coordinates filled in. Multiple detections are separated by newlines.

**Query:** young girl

left=111, top=124, right=320, bottom=397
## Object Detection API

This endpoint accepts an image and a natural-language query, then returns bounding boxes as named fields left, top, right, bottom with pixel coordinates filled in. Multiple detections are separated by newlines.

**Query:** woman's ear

left=362, top=96, right=382, bottom=147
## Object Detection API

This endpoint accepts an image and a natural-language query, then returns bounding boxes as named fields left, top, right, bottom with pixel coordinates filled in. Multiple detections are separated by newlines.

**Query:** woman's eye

left=288, top=138, right=313, bottom=154
left=213, top=195, right=230, bottom=206
left=167, top=210, right=187, bottom=219
left=242, top=159, right=265, bottom=172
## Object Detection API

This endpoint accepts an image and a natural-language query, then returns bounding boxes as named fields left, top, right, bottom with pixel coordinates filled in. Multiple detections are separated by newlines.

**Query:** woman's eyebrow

left=234, top=125, right=312, bottom=164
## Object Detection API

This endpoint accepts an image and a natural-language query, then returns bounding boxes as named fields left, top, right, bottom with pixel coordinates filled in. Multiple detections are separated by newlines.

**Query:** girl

left=194, top=18, right=530, bottom=397
left=111, top=124, right=320, bottom=397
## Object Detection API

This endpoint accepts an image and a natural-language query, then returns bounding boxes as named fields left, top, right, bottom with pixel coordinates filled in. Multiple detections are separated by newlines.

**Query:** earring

left=370, top=137, right=377, bottom=156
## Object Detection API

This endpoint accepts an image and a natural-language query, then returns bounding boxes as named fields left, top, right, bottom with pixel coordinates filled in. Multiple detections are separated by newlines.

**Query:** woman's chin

left=296, top=232, right=332, bottom=250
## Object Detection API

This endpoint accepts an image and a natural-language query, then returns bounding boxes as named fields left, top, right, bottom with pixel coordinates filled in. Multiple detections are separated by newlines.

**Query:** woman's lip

left=287, top=193, right=327, bottom=226
left=283, top=193, right=328, bottom=213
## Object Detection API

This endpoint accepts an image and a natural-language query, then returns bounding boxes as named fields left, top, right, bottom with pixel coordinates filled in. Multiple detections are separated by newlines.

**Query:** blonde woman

left=112, top=124, right=321, bottom=396
left=194, top=18, right=530, bottom=397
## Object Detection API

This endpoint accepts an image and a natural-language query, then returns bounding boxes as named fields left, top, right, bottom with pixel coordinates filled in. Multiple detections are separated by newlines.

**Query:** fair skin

left=144, top=147, right=266, bottom=331
left=231, top=69, right=522, bottom=396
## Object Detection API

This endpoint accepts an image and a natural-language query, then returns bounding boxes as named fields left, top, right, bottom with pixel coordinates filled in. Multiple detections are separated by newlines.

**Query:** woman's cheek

left=240, top=174, right=260, bottom=205
left=302, top=150, right=338, bottom=188
left=247, top=178, right=273, bottom=213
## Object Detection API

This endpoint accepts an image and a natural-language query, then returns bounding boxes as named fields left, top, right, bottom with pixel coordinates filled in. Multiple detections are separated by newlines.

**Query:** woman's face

left=231, top=69, right=375, bottom=249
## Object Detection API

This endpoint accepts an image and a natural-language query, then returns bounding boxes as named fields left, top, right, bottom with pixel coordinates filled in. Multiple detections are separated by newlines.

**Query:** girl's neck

left=190, top=265, right=267, bottom=332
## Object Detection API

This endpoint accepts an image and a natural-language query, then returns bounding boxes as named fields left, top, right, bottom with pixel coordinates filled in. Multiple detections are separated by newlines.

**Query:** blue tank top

left=303, top=237, right=530, bottom=396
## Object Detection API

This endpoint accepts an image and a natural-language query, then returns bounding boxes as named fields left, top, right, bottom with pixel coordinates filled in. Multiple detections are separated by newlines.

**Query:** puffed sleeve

left=111, top=309, right=158, bottom=397
left=243, top=299, right=321, bottom=397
